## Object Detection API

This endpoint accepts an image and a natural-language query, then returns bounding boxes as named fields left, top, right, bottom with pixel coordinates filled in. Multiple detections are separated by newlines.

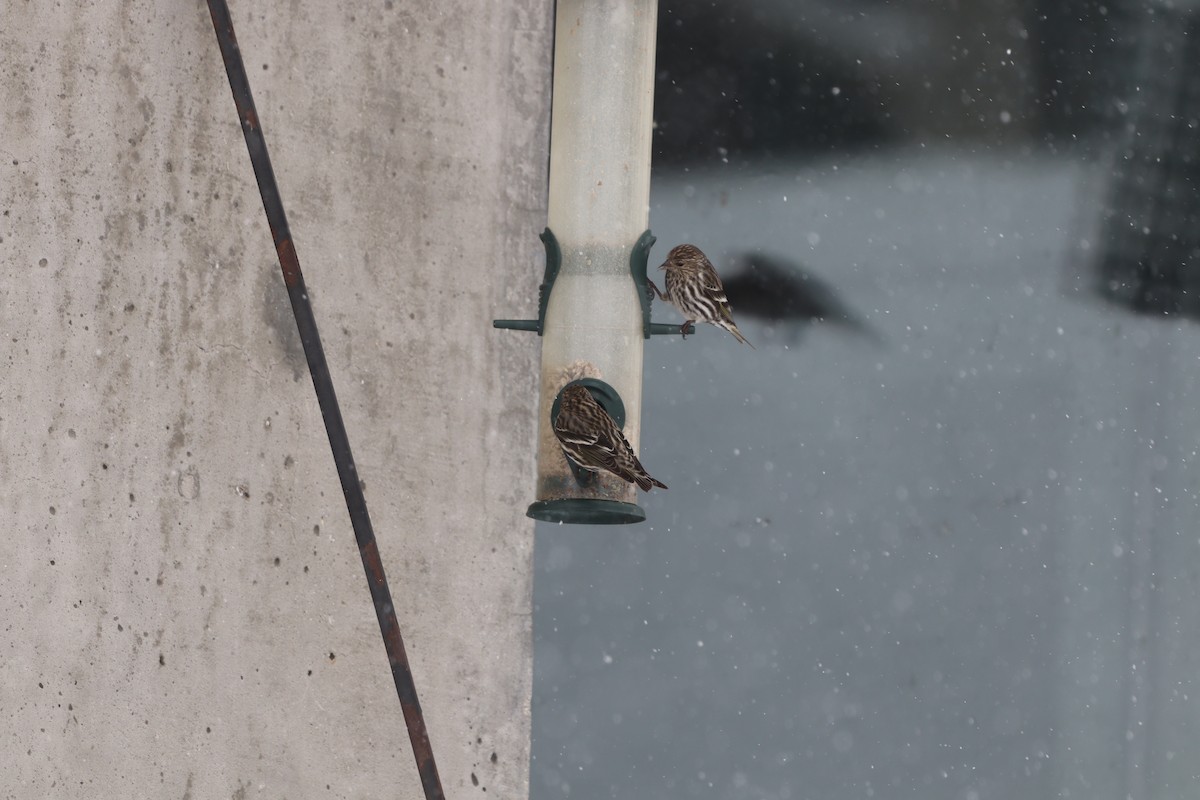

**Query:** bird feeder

left=494, top=0, right=689, bottom=524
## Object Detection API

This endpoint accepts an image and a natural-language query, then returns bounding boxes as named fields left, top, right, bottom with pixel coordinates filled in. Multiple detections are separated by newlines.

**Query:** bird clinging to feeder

left=653, top=244, right=754, bottom=348
left=553, top=384, right=668, bottom=492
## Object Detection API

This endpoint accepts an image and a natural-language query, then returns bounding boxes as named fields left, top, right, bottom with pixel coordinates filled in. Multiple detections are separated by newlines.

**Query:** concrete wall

left=0, top=1, right=550, bottom=797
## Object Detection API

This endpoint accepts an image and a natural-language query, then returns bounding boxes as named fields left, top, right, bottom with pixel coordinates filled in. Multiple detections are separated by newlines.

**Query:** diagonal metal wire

left=204, top=3, right=445, bottom=798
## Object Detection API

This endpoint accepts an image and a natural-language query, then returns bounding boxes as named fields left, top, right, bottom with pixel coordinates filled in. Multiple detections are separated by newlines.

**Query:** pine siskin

left=553, top=384, right=668, bottom=492
left=656, top=244, right=754, bottom=347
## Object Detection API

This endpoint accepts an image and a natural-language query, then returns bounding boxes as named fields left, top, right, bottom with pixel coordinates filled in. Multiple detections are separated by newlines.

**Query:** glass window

left=534, top=2, right=1200, bottom=798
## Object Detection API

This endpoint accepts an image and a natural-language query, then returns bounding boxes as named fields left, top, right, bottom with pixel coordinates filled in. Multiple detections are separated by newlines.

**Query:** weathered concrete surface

left=0, top=1, right=549, bottom=797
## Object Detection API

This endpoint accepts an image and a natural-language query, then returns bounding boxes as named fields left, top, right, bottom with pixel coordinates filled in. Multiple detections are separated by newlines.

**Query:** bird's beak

left=656, top=259, right=667, bottom=271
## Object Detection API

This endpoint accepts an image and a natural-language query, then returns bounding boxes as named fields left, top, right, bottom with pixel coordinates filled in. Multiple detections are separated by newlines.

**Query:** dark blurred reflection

left=723, top=252, right=882, bottom=343
left=653, top=0, right=1159, bottom=161
left=654, top=0, right=1041, bottom=166
left=1092, top=4, right=1200, bottom=316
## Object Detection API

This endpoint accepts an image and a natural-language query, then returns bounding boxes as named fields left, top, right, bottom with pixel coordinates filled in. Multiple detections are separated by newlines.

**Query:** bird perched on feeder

left=553, top=384, right=667, bottom=492
left=652, top=244, right=754, bottom=347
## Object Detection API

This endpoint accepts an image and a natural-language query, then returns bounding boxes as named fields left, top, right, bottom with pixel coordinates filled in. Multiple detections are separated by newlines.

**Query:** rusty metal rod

left=204, top=4, right=445, bottom=798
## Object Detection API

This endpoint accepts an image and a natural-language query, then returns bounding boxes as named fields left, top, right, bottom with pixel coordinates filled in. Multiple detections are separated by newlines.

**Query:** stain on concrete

left=177, top=466, right=200, bottom=500
left=258, top=264, right=305, bottom=380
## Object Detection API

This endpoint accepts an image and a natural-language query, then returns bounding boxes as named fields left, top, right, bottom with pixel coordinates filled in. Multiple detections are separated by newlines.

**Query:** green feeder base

left=527, top=498, right=646, bottom=525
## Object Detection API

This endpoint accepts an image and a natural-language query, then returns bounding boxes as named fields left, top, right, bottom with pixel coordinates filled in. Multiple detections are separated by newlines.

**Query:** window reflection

left=534, top=3, right=1199, bottom=798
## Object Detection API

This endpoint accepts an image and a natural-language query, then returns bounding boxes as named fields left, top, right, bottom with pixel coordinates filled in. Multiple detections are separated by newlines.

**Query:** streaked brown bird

left=654, top=244, right=754, bottom=347
left=553, top=384, right=667, bottom=492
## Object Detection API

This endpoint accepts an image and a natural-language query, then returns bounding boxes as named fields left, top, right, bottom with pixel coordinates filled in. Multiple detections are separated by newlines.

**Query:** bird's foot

left=646, top=279, right=664, bottom=303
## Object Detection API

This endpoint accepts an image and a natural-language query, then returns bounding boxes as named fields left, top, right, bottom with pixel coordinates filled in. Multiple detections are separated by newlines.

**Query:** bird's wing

left=558, top=411, right=628, bottom=467
left=699, top=261, right=726, bottom=295
left=700, top=261, right=737, bottom=320
left=569, top=412, right=635, bottom=474
left=593, top=423, right=631, bottom=471
left=555, top=416, right=602, bottom=448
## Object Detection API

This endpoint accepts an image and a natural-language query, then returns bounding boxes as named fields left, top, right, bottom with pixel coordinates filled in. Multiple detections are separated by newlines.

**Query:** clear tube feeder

left=493, top=0, right=690, bottom=524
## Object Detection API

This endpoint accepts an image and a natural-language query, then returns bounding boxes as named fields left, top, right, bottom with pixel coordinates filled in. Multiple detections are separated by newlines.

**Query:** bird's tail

left=634, top=470, right=668, bottom=491
left=723, top=320, right=755, bottom=349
